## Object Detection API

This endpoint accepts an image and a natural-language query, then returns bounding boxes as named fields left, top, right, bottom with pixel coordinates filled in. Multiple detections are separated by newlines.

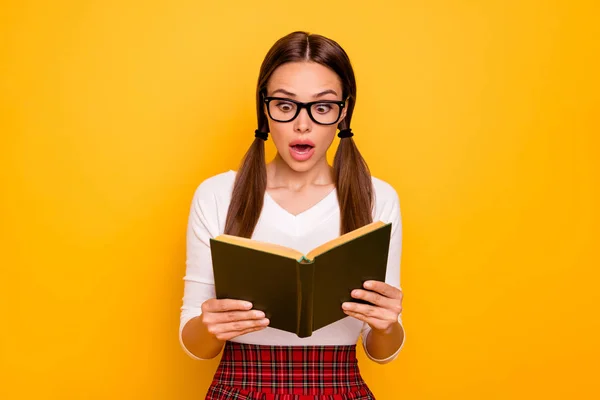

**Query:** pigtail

left=224, top=135, right=267, bottom=237
left=333, top=126, right=374, bottom=235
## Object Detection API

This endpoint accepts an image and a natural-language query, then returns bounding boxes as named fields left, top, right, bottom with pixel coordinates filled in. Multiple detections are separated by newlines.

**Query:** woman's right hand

left=200, top=299, right=270, bottom=341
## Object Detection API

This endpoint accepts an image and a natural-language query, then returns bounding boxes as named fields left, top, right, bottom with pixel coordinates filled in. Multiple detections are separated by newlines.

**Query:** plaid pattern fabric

left=205, top=342, right=375, bottom=400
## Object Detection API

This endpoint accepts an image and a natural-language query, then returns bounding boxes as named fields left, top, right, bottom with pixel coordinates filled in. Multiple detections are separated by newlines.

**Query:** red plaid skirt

left=205, top=342, right=375, bottom=400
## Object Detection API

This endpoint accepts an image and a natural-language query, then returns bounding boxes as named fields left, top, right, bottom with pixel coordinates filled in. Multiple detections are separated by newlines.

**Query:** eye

left=314, top=103, right=333, bottom=114
left=275, top=101, right=295, bottom=112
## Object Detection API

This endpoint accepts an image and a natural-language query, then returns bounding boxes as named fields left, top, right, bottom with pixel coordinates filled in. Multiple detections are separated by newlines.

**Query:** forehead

left=267, top=62, right=342, bottom=97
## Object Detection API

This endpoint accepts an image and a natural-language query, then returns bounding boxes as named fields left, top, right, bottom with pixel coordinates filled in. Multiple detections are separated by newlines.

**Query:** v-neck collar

left=228, top=169, right=339, bottom=228
left=264, top=187, right=338, bottom=219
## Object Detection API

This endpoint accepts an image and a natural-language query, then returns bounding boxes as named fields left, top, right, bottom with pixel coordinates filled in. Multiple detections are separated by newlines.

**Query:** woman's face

left=265, top=61, right=347, bottom=173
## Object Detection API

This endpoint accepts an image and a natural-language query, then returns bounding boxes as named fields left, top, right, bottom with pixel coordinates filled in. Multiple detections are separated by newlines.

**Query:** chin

left=289, top=162, right=315, bottom=173
left=282, top=155, right=319, bottom=173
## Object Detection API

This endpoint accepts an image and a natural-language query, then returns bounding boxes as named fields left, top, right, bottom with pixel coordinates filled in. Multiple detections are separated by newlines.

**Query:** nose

left=293, top=107, right=312, bottom=133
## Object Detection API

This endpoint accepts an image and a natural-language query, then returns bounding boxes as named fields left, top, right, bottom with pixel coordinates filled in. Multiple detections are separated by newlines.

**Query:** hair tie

left=254, top=129, right=269, bottom=141
left=337, top=128, right=354, bottom=139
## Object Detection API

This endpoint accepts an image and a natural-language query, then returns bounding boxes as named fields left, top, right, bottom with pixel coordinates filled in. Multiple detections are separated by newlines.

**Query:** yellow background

left=1, top=1, right=598, bottom=399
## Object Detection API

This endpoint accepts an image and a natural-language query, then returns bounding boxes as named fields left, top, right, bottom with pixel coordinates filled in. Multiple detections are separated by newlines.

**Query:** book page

left=305, top=221, right=387, bottom=260
left=213, top=234, right=305, bottom=261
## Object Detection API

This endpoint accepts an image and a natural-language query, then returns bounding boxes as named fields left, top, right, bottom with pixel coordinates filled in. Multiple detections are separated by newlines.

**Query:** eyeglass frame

left=262, top=95, right=347, bottom=125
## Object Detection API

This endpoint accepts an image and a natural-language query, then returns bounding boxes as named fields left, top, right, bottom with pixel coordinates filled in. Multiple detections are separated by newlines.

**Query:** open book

left=209, top=220, right=392, bottom=338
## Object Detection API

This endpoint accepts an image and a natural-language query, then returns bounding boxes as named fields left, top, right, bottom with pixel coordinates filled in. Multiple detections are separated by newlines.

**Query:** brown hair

left=224, top=31, right=373, bottom=237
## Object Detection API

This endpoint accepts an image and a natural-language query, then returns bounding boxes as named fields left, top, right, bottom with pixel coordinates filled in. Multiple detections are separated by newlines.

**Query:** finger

left=202, top=299, right=253, bottom=313
left=210, top=318, right=270, bottom=336
left=351, top=289, right=398, bottom=310
left=363, top=281, right=402, bottom=299
left=342, top=302, right=396, bottom=321
left=342, top=310, right=390, bottom=331
left=216, top=325, right=267, bottom=341
left=208, top=309, right=266, bottom=324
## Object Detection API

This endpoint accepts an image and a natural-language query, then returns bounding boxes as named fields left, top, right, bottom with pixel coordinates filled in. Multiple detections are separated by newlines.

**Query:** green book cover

left=209, top=221, right=392, bottom=338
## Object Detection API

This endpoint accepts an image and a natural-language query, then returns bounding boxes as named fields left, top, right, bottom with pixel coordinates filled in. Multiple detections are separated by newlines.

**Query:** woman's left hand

left=342, top=280, right=403, bottom=334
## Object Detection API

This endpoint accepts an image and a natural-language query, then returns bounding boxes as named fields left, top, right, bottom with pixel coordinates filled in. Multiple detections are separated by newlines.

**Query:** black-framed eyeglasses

left=263, top=96, right=346, bottom=125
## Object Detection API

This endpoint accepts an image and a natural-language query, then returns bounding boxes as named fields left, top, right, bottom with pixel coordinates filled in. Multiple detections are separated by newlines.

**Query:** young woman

left=179, top=31, right=405, bottom=400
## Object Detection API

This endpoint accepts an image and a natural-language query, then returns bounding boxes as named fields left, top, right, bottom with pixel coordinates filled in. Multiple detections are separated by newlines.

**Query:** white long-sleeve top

left=179, top=170, right=405, bottom=363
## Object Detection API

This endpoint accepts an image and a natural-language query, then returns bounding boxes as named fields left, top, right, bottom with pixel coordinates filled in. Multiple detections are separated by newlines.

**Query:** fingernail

left=364, top=281, right=373, bottom=289
left=352, top=290, right=359, bottom=297
left=255, top=311, right=265, bottom=318
left=262, top=318, right=270, bottom=325
left=244, top=302, right=253, bottom=309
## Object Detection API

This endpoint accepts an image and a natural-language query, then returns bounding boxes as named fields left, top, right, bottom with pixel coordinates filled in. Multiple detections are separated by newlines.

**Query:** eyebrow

left=271, top=88, right=339, bottom=98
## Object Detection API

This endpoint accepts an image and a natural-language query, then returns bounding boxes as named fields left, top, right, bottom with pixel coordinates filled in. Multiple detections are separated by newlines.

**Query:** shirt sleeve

left=179, top=181, right=220, bottom=360
left=361, top=189, right=406, bottom=363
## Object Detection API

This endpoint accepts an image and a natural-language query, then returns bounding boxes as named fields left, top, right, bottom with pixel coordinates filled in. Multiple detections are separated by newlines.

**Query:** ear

left=262, top=94, right=270, bottom=118
left=339, top=99, right=349, bottom=122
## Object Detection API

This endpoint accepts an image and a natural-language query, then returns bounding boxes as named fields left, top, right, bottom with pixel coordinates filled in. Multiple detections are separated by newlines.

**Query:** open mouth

left=289, top=141, right=316, bottom=161
left=290, top=144, right=314, bottom=154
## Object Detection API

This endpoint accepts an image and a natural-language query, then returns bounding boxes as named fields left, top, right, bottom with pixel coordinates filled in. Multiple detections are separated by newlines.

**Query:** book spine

left=296, top=260, right=315, bottom=338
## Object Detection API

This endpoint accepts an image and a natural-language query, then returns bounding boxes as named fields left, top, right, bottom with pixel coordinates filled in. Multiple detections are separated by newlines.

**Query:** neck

left=266, top=153, right=334, bottom=190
